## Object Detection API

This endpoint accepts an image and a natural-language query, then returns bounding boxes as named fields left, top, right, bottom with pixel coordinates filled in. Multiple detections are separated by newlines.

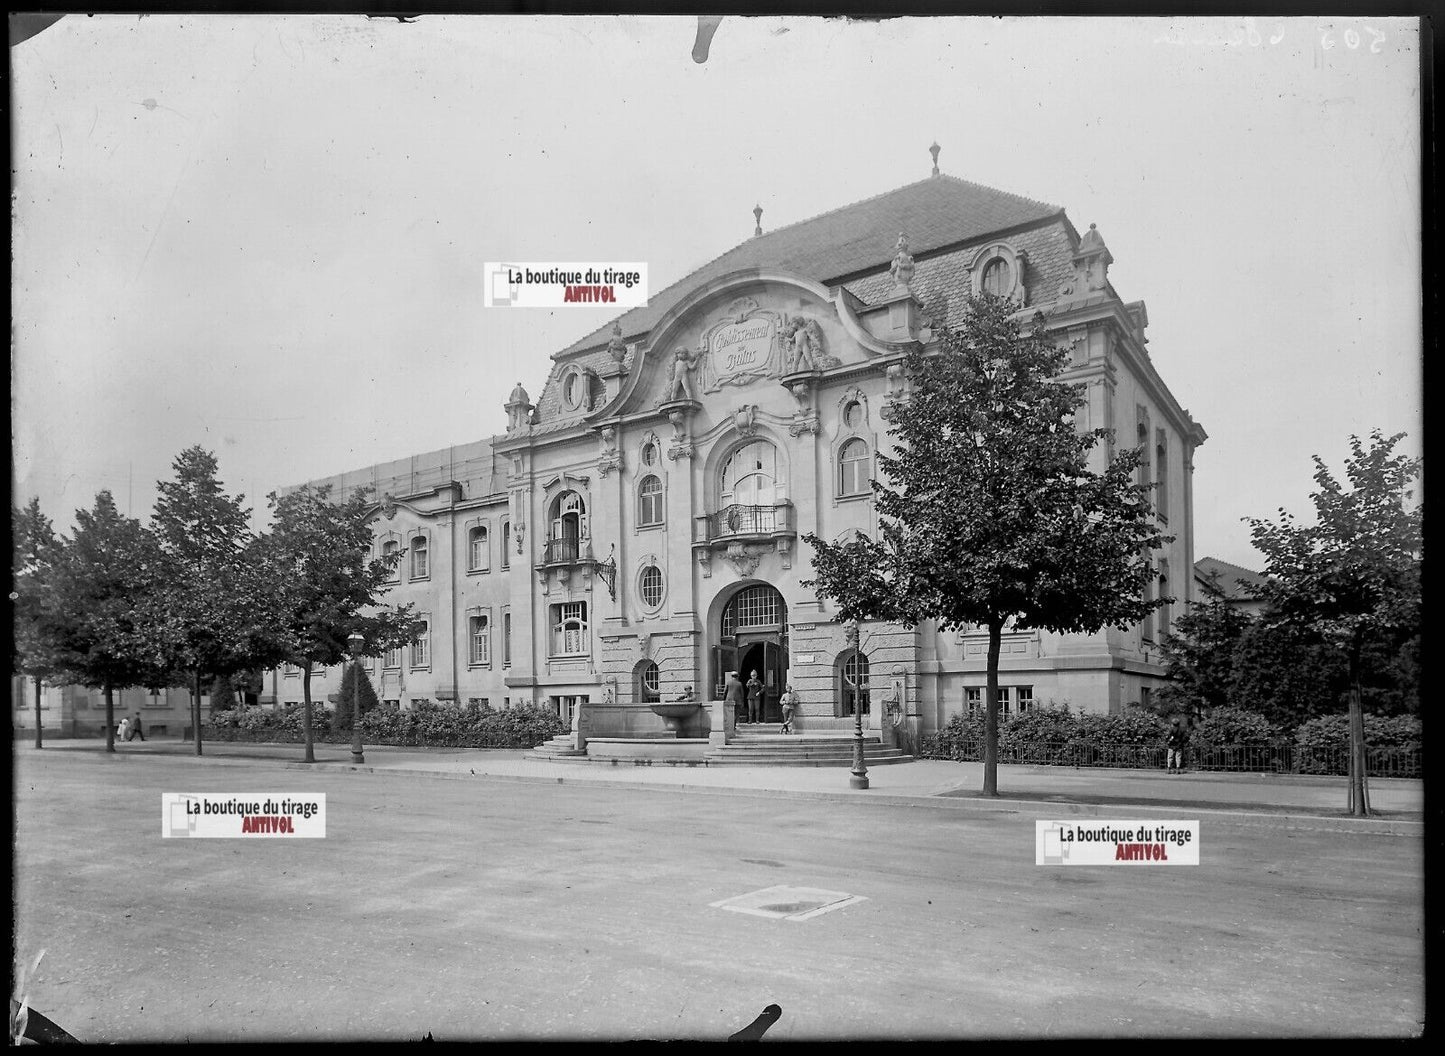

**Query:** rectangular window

left=966, top=687, right=1018, bottom=714
left=501, top=521, right=511, bottom=569
left=410, top=620, right=430, bottom=669
left=1016, top=686, right=1035, bottom=713
left=384, top=647, right=401, bottom=670
left=411, top=536, right=430, bottom=579
left=551, top=602, right=588, bottom=656
left=469, top=615, right=491, bottom=666
left=502, top=609, right=512, bottom=666
left=469, top=526, right=489, bottom=571
left=965, top=687, right=982, bottom=716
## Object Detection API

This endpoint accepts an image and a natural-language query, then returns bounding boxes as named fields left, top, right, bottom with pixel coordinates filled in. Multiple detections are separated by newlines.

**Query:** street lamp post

left=849, top=689, right=869, bottom=790
left=348, top=632, right=365, bottom=764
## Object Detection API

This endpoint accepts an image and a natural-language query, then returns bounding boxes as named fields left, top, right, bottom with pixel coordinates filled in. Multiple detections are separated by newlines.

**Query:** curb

left=282, top=760, right=1424, bottom=836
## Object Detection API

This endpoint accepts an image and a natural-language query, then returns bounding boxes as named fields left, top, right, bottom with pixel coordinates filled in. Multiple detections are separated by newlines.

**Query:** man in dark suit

left=724, top=672, right=745, bottom=726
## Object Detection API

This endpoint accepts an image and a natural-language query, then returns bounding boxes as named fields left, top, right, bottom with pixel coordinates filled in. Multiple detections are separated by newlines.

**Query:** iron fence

left=927, top=738, right=1420, bottom=778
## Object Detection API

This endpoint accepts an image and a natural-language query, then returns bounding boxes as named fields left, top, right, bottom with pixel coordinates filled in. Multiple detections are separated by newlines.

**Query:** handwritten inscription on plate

left=710, top=316, right=776, bottom=384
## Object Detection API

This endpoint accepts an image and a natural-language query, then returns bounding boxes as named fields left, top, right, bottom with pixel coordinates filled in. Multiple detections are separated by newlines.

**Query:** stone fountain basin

left=649, top=702, right=702, bottom=720
left=650, top=701, right=703, bottom=737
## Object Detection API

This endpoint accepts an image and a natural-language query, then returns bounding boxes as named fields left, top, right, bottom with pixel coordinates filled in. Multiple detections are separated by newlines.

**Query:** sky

left=11, top=14, right=1422, bottom=571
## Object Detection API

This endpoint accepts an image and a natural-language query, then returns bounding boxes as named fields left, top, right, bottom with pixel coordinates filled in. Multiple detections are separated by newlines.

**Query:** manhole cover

left=710, top=885, right=867, bottom=921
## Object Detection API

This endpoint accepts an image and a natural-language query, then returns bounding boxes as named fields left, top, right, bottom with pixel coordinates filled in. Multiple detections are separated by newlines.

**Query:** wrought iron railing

left=923, top=738, right=1421, bottom=778
left=698, top=502, right=794, bottom=542
left=542, top=538, right=581, bottom=564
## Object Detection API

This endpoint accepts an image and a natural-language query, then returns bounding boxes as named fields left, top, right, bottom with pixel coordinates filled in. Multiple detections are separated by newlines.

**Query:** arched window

left=838, top=438, right=869, bottom=497
left=382, top=540, right=401, bottom=582
left=843, top=400, right=863, bottom=428
left=638, top=475, right=664, bottom=526
left=410, top=619, right=430, bottom=668
left=641, top=440, right=659, bottom=467
left=721, top=440, right=778, bottom=508
left=982, top=257, right=1013, bottom=297
left=636, top=660, right=660, bottom=703
left=1157, top=560, right=1172, bottom=642
left=721, top=585, right=784, bottom=636
left=640, top=564, right=664, bottom=608
left=838, top=649, right=870, bottom=717
left=549, top=492, right=585, bottom=562
left=469, top=525, right=489, bottom=571
left=1137, top=422, right=1150, bottom=486
left=1156, top=433, right=1169, bottom=522
left=411, top=535, right=429, bottom=579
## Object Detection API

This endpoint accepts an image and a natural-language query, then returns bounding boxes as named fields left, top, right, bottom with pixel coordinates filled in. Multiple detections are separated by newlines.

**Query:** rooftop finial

left=607, top=320, right=627, bottom=363
left=753, top=203, right=763, bottom=237
left=929, top=141, right=941, bottom=176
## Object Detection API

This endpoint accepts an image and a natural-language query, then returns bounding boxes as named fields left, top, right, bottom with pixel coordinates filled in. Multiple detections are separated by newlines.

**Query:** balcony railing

left=697, top=502, right=795, bottom=543
left=542, top=538, right=583, bottom=565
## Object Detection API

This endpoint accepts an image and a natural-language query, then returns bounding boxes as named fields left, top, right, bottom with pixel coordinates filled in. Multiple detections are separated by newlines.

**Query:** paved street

left=13, top=747, right=1424, bottom=1041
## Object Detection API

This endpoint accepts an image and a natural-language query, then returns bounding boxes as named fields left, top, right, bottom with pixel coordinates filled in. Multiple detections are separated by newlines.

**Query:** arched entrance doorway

left=712, top=584, right=788, bottom=725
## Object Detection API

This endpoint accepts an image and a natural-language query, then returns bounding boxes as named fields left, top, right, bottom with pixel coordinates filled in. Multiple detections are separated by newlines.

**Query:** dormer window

left=982, top=258, right=1013, bottom=297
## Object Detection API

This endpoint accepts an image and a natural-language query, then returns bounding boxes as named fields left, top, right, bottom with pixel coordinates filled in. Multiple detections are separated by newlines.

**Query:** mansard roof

left=558, top=174, right=1064, bottom=358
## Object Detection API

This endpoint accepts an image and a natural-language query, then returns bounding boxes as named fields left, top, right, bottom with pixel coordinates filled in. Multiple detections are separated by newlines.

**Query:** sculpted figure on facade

left=661, top=347, right=699, bottom=403
left=890, top=232, right=915, bottom=291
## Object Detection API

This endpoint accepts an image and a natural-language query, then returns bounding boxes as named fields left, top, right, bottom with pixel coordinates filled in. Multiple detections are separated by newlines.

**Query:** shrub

left=1189, top=706, right=1283, bottom=747
left=333, top=665, right=381, bottom=731
left=1294, top=713, right=1421, bottom=752
left=210, top=676, right=237, bottom=711
left=1073, top=708, right=1168, bottom=747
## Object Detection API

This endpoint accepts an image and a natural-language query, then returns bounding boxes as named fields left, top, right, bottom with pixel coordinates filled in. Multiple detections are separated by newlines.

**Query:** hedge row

left=206, top=700, right=568, bottom=749
left=920, top=705, right=1421, bottom=762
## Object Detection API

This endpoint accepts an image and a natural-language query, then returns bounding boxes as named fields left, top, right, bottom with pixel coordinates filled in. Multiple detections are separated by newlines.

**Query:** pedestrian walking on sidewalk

left=1166, top=719, right=1188, bottom=773
left=116, top=716, right=130, bottom=742
left=129, top=712, right=146, bottom=742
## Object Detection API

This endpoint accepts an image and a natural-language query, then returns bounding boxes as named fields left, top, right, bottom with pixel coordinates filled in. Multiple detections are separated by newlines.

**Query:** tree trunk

left=982, top=620, right=1002, bottom=796
left=34, top=677, right=44, bottom=749
left=301, top=663, right=316, bottom=764
left=104, top=683, right=116, bottom=753
left=1347, top=632, right=1370, bottom=816
left=193, top=669, right=204, bottom=756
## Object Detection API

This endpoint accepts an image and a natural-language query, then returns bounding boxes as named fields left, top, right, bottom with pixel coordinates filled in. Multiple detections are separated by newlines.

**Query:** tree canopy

left=804, top=294, right=1169, bottom=795
left=1246, top=429, right=1421, bottom=814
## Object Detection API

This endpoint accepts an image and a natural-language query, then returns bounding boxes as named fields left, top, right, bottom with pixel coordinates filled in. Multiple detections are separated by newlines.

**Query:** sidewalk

left=20, top=736, right=1423, bottom=831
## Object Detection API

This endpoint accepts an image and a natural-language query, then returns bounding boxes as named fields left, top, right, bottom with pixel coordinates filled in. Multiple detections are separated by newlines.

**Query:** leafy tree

left=12, top=497, right=64, bottom=748
left=804, top=294, right=1168, bottom=796
left=333, top=662, right=381, bottom=732
left=1155, top=592, right=1251, bottom=723
left=1225, top=618, right=1344, bottom=727
left=48, top=493, right=174, bottom=752
left=152, top=447, right=287, bottom=755
left=1247, top=430, right=1421, bottom=815
left=210, top=675, right=238, bottom=711
left=254, top=483, right=415, bottom=762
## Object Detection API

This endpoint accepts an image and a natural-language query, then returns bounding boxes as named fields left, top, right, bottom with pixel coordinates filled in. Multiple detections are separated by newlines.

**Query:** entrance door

left=737, top=637, right=787, bottom=723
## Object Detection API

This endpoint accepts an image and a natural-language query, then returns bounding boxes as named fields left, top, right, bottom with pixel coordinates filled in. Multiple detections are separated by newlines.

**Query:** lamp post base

left=849, top=772, right=869, bottom=789
left=351, top=748, right=365, bottom=764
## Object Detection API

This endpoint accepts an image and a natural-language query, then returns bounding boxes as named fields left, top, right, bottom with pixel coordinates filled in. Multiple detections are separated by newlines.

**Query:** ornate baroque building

left=264, top=160, right=1207, bottom=753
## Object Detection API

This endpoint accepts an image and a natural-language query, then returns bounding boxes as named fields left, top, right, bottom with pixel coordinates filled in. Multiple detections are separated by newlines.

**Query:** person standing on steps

left=724, top=671, right=746, bottom=727
left=779, top=684, right=797, bottom=734
left=746, top=670, right=763, bottom=725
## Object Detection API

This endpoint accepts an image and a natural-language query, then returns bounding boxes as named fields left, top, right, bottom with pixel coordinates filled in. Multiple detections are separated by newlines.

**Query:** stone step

left=701, top=751, right=913, bottom=767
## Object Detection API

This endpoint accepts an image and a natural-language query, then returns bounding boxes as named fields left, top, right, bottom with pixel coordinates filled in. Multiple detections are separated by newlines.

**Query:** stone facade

left=268, top=174, right=1207, bottom=745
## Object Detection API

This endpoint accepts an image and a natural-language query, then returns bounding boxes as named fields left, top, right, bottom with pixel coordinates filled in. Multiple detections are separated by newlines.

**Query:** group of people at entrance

left=724, top=671, right=797, bottom=734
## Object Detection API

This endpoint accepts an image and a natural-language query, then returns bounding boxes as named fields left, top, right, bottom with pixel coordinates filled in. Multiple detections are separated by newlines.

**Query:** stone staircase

left=703, top=732, right=911, bottom=767
left=530, top=730, right=912, bottom=767
left=532, top=733, right=587, bottom=760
